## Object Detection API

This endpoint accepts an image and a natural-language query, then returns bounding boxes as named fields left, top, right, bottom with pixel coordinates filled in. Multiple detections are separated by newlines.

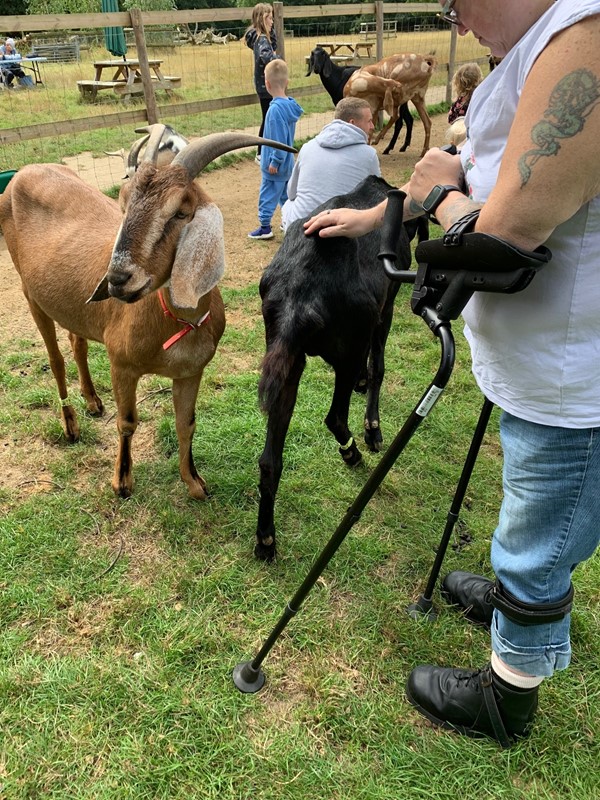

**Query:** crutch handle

left=378, top=189, right=416, bottom=282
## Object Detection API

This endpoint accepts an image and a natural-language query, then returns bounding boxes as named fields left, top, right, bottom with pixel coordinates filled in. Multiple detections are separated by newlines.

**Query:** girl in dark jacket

left=245, top=3, right=278, bottom=162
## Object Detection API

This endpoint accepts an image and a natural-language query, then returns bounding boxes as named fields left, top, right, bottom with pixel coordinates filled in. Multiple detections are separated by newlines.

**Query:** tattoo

left=519, top=69, right=600, bottom=187
left=408, top=196, right=424, bottom=216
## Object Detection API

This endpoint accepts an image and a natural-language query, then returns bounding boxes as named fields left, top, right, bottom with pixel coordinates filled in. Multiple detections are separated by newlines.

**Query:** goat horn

left=127, top=134, right=150, bottom=173
left=138, top=123, right=167, bottom=165
left=172, top=133, right=296, bottom=178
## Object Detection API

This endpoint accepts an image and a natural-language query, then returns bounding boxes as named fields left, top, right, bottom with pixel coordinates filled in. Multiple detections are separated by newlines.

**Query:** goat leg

left=67, top=332, right=104, bottom=416
left=383, top=104, right=413, bottom=154
left=256, top=353, right=305, bottom=561
left=26, top=297, right=80, bottom=442
left=325, top=368, right=362, bottom=467
left=411, top=96, right=432, bottom=157
left=110, top=367, right=139, bottom=498
left=172, top=374, right=208, bottom=500
left=364, top=285, right=400, bottom=452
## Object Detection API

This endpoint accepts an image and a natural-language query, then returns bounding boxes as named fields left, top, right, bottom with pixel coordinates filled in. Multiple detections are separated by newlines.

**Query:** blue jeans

left=258, top=176, right=288, bottom=227
left=491, top=412, right=600, bottom=676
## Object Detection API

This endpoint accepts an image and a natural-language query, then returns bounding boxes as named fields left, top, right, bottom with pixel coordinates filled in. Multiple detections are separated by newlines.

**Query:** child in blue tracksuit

left=248, top=59, right=303, bottom=240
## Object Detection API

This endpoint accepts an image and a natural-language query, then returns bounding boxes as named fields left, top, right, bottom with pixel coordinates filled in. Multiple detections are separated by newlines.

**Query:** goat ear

left=87, top=274, right=110, bottom=303
left=323, top=58, right=332, bottom=79
left=169, top=203, right=225, bottom=309
left=383, top=85, right=396, bottom=118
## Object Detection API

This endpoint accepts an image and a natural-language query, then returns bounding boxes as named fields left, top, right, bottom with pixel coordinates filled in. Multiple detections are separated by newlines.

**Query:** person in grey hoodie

left=281, top=97, right=380, bottom=231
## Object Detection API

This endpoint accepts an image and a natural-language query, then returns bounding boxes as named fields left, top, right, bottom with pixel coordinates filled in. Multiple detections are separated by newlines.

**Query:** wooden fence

left=0, top=3, right=455, bottom=149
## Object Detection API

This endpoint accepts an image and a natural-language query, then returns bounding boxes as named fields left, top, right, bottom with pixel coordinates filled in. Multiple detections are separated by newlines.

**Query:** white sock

left=491, top=651, right=544, bottom=689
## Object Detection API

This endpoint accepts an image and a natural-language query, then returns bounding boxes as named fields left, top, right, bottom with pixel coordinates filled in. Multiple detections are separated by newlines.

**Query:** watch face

left=422, top=185, right=446, bottom=214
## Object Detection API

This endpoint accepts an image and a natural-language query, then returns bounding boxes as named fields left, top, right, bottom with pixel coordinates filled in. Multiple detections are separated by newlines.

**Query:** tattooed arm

left=477, top=15, right=600, bottom=249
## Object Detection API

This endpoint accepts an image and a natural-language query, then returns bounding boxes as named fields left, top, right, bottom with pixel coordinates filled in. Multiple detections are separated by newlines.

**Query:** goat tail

left=258, top=339, right=301, bottom=414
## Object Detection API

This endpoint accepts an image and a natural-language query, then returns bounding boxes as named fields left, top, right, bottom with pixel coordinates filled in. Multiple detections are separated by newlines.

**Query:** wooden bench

left=360, top=21, right=397, bottom=38
left=77, top=76, right=181, bottom=102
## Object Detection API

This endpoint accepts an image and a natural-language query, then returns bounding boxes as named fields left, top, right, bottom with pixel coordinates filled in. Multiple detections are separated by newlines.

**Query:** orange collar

left=158, top=289, right=210, bottom=350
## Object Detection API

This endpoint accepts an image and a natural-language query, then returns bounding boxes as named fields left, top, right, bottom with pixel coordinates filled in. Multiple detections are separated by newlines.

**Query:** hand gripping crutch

left=233, top=191, right=551, bottom=693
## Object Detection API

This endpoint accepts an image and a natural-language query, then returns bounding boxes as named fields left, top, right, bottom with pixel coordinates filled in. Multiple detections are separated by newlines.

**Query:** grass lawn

left=1, top=272, right=599, bottom=797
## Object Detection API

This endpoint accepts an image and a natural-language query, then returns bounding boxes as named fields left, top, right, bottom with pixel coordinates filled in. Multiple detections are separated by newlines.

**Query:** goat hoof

left=365, top=427, right=383, bottom=452
left=188, top=482, right=208, bottom=501
left=61, top=407, right=80, bottom=442
left=86, top=395, right=104, bottom=416
left=254, top=540, right=276, bottom=562
left=383, top=149, right=391, bottom=156
left=340, top=442, right=362, bottom=467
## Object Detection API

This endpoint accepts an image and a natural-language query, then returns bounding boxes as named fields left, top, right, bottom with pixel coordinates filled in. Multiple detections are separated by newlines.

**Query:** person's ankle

left=491, top=652, right=544, bottom=690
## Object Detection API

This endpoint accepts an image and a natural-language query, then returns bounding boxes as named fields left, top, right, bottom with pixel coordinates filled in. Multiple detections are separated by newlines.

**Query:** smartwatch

left=421, top=184, right=463, bottom=220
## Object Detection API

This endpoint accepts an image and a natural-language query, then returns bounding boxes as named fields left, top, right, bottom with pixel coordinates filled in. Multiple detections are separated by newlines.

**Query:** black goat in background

left=306, top=47, right=414, bottom=155
left=255, top=176, right=413, bottom=561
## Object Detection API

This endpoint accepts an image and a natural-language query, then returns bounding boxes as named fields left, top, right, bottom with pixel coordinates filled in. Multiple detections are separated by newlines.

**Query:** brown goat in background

left=344, top=53, right=437, bottom=156
left=0, top=125, right=294, bottom=500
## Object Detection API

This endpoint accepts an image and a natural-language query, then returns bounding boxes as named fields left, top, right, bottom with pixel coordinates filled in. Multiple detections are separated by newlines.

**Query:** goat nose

left=107, top=270, right=130, bottom=287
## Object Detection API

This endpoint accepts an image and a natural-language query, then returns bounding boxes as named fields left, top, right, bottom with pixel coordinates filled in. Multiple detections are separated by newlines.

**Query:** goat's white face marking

left=421, top=60, right=432, bottom=73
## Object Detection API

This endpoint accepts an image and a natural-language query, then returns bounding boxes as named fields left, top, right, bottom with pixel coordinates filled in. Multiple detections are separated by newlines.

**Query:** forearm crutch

left=233, top=192, right=551, bottom=693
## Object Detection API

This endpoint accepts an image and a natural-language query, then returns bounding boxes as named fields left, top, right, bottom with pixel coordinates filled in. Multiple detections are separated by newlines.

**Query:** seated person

left=0, top=38, right=33, bottom=88
left=281, top=97, right=381, bottom=231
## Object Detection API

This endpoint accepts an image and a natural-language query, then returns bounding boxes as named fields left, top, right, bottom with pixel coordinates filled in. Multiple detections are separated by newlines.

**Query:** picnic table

left=76, top=58, right=181, bottom=102
left=315, top=41, right=376, bottom=59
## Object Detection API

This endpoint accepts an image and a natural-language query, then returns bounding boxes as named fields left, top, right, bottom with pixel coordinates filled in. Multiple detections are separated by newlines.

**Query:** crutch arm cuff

left=490, top=581, right=574, bottom=626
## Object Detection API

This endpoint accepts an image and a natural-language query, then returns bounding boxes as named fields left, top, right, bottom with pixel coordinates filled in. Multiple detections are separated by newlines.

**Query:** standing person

left=245, top=3, right=278, bottom=163
left=304, top=0, right=600, bottom=747
left=281, top=97, right=380, bottom=231
left=248, top=59, right=303, bottom=240
left=0, top=38, right=33, bottom=89
left=447, top=61, right=483, bottom=123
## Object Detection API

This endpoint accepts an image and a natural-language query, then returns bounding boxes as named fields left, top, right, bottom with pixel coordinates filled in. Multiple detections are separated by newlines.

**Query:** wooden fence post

left=375, top=0, right=384, bottom=61
left=130, top=8, right=160, bottom=126
left=273, top=1, right=285, bottom=61
left=446, top=24, right=458, bottom=104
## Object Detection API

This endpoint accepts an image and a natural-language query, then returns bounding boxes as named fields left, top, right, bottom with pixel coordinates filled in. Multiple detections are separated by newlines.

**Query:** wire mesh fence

left=0, top=5, right=489, bottom=192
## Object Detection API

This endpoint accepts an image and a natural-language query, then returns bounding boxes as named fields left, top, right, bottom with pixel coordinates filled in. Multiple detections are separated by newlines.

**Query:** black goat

left=255, top=176, right=412, bottom=561
left=306, top=47, right=413, bottom=155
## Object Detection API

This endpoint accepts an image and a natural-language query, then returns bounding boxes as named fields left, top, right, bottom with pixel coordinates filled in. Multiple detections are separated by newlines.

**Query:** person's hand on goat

left=303, top=202, right=386, bottom=239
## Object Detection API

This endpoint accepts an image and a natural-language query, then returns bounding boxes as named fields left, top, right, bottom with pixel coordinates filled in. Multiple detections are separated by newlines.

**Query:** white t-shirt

left=461, top=0, right=600, bottom=428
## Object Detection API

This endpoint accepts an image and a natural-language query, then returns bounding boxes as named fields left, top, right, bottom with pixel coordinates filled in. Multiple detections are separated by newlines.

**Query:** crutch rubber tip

left=407, top=596, right=438, bottom=621
left=233, top=661, right=266, bottom=693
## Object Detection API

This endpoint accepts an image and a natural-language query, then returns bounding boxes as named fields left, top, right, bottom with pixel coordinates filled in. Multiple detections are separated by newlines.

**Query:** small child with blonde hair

left=248, top=59, right=303, bottom=239
left=448, top=62, right=483, bottom=123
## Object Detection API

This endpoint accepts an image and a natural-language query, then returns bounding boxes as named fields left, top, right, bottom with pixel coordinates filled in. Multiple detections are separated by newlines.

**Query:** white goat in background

left=0, top=125, right=294, bottom=500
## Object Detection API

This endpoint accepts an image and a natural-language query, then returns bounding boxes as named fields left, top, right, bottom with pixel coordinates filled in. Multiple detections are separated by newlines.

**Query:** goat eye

left=174, top=210, right=188, bottom=220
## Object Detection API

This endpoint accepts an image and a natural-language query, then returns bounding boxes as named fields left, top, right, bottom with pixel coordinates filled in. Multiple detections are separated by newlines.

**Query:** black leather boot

left=441, top=570, right=494, bottom=626
left=406, top=664, right=538, bottom=747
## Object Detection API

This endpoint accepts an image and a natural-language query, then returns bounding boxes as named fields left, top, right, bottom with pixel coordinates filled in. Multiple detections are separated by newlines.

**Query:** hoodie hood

left=270, top=95, right=304, bottom=125
left=314, top=118, right=369, bottom=150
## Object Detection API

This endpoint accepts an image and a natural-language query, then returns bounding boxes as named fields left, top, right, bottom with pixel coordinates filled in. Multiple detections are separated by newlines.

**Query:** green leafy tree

left=3, top=0, right=27, bottom=13
left=25, top=0, right=175, bottom=10
left=26, top=0, right=97, bottom=12
left=122, top=0, right=175, bottom=10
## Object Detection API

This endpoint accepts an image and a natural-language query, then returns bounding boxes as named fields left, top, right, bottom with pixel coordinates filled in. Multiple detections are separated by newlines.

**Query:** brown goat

left=0, top=126, right=294, bottom=500
left=343, top=53, right=437, bottom=156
